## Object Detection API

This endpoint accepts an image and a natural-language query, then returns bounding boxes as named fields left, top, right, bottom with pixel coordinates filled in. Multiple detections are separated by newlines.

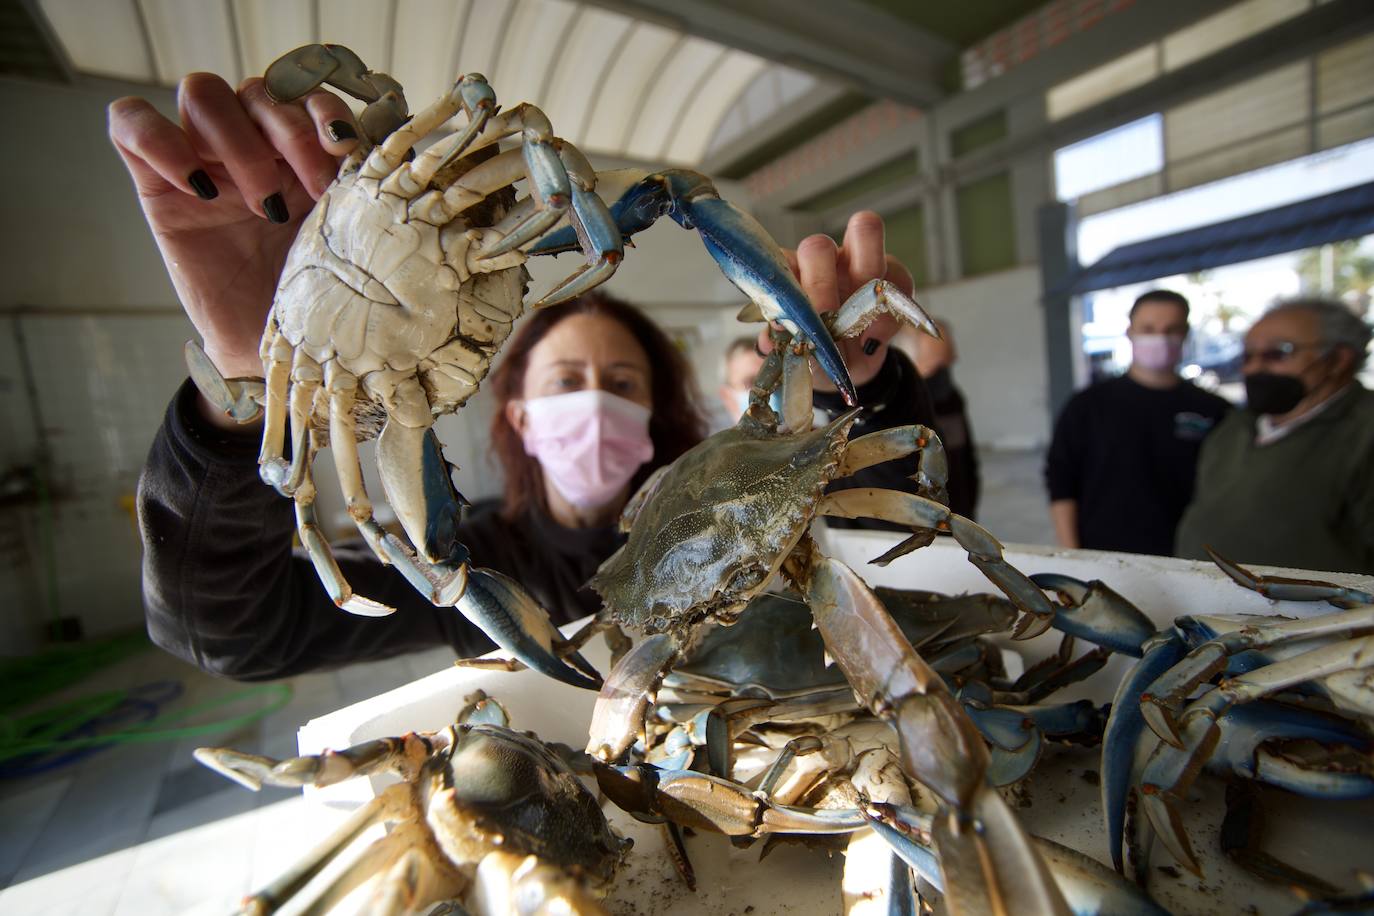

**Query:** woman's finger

left=178, top=72, right=289, bottom=222
left=884, top=254, right=915, bottom=297
left=839, top=210, right=887, bottom=293
left=795, top=233, right=841, bottom=314
left=239, top=78, right=357, bottom=200
left=108, top=96, right=217, bottom=201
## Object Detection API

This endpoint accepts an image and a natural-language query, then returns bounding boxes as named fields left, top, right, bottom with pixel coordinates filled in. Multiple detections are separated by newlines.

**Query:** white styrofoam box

left=293, top=532, right=1374, bottom=915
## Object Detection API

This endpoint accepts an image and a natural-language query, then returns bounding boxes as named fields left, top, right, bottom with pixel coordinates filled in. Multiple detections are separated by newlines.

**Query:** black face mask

left=1244, top=372, right=1306, bottom=415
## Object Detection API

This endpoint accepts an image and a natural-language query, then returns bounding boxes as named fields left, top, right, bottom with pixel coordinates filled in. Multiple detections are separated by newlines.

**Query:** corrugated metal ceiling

left=34, top=0, right=824, bottom=167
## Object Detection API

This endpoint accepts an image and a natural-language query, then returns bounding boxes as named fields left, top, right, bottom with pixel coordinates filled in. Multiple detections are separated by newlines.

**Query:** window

left=956, top=172, right=1016, bottom=276
left=1054, top=114, right=1164, bottom=202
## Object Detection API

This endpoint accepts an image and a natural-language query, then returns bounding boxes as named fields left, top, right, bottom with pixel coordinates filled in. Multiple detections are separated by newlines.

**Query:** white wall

left=916, top=266, right=1051, bottom=450
left=0, top=75, right=760, bottom=651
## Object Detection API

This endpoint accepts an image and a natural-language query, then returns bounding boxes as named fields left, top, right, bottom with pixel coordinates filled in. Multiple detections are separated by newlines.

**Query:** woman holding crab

left=112, top=69, right=930, bottom=681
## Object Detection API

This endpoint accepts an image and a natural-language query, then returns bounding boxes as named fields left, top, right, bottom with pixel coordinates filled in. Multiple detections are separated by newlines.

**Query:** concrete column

left=1037, top=201, right=1080, bottom=419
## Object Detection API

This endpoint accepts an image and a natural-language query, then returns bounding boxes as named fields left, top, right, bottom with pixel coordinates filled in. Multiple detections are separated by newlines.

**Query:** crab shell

left=590, top=409, right=858, bottom=637
left=426, top=724, right=625, bottom=887
left=268, top=149, right=527, bottom=441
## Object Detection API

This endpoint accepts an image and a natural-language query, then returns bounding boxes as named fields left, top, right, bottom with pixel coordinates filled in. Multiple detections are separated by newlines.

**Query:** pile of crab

left=189, top=43, right=1374, bottom=916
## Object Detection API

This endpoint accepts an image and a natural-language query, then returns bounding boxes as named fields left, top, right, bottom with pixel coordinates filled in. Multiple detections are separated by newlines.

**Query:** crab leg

left=594, top=762, right=870, bottom=837
left=450, top=568, right=603, bottom=690
left=351, top=374, right=601, bottom=689
left=257, top=327, right=293, bottom=489
left=1140, top=606, right=1374, bottom=748
left=364, top=75, right=496, bottom=179
left=530, top=168, right=858, bottom=405
left=238, top=783, right=416, bottom=916
left=522, top=143, right=624, bottom=306
left=746, top=344, right=785, bottom=424
left=1205, top=701, right=1374, bottom=796
left=278, top=349, right=323, bottom=495
left=1208, top=546, right=1374, bottom=608
left=798, top=548, right=1070, bottom=915
left=865, top=804, right=1171, bottom=916
left=1138, top=634, right=1374, bottom=874
left=366, top=836, right=468, bottom=916
left=844, top=748, right=918, bottom=916
left=838, top=424, right=949, bottom=505
left=293, top=468, right=392, bottom=617
left=779, top=336, right=815, bottom=433
left=194, top=729, right=455, bottom=791
left=818, top=487, right=1057, bottom=637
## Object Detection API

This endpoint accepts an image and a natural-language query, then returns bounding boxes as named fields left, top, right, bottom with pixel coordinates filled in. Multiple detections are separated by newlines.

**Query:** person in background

left=1175, top=298, right=1374, bottom=574
left=1045, top=289, right=1230, bottom=556
left=711, top=335, right=765, bottom=431
left=902, top=318, right=981, bottom=520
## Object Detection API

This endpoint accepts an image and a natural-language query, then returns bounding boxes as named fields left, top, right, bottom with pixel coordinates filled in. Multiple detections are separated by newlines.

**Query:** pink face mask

left=1131, top=334, right=1184, bottom=372
left=520, top=389, right=655, bottom=509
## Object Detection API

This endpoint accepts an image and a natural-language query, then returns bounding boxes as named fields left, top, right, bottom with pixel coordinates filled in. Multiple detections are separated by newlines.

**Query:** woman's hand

left=763, top=210, right=916, bottom=389
left=108, top=73, right=359, bottom=379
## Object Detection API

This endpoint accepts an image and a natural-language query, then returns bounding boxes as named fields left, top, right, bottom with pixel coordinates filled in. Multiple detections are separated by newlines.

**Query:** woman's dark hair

left=489, top=290, right=708, bottom=520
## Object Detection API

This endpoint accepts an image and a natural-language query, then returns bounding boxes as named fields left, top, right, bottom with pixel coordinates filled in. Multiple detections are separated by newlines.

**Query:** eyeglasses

left=1241, top=341, right=1323, bottom=366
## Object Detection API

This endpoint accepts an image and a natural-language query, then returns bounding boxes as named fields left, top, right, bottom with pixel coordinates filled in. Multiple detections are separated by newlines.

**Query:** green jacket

left=1175, top=383, right=1374, bottom=575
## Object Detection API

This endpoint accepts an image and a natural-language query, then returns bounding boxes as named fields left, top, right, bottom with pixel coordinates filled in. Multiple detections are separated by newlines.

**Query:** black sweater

left=1044, top=375, right=1230, bottom=556
left=140, top=354, right=933, bottom=680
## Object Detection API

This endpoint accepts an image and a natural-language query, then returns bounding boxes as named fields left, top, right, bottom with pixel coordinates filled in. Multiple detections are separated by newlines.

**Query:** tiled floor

left=0, top=449, right=1053, bottom=915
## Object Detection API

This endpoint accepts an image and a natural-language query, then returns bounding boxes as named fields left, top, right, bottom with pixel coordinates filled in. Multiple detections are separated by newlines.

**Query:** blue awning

left=1063, top=180, right=1374, bottom=295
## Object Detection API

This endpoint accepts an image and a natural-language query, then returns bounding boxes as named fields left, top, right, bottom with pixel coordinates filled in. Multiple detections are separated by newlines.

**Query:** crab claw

left=531, top=168, right=856, bottom=405
left=455, top=569, right=602, bottom=691
left=1138, top=634, right=1374, bottom=877
left=1137, top=691, right=1229, bottom=875
left=1030, top=572, right=1156, bottom=656
left=264, top=44, right=408, bottom=144
left=586, top=634, right=678, bottom=762
left=803, top=551, right=1071, bottom=915
left=1101, top=632, right=1186, bottom=872
left=184, top=340, right=264, bottom=423
left=1207, top=546, right=1374, bottom=608
left=1207, top=701, right=1374, bottom=798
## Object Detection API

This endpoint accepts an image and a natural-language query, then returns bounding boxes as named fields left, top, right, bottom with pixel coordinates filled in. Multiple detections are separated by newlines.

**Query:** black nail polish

left=863, top=338, right=880, bottom=356
left=753, top=340, right=767, bottom=358
left=188, top=169, right=218, bottom=200
left=263, top=193, right=289, bottom=224
left=326, top=120, right=357, bottom=143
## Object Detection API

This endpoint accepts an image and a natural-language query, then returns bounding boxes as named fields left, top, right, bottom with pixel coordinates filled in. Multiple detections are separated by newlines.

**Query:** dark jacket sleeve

left=138, top=381, right=495, bottom=681
left=814, top=348, right=939, bottom=530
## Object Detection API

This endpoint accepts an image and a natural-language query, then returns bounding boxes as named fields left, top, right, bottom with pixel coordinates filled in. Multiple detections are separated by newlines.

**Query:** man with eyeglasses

left=1175, top=298, right=1374, bottom=575
left=1046, top=289, right=1231, bottom=556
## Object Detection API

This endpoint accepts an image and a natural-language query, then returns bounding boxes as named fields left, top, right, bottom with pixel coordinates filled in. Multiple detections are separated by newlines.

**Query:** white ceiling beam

left=579, top=0, right=955, bottom=108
